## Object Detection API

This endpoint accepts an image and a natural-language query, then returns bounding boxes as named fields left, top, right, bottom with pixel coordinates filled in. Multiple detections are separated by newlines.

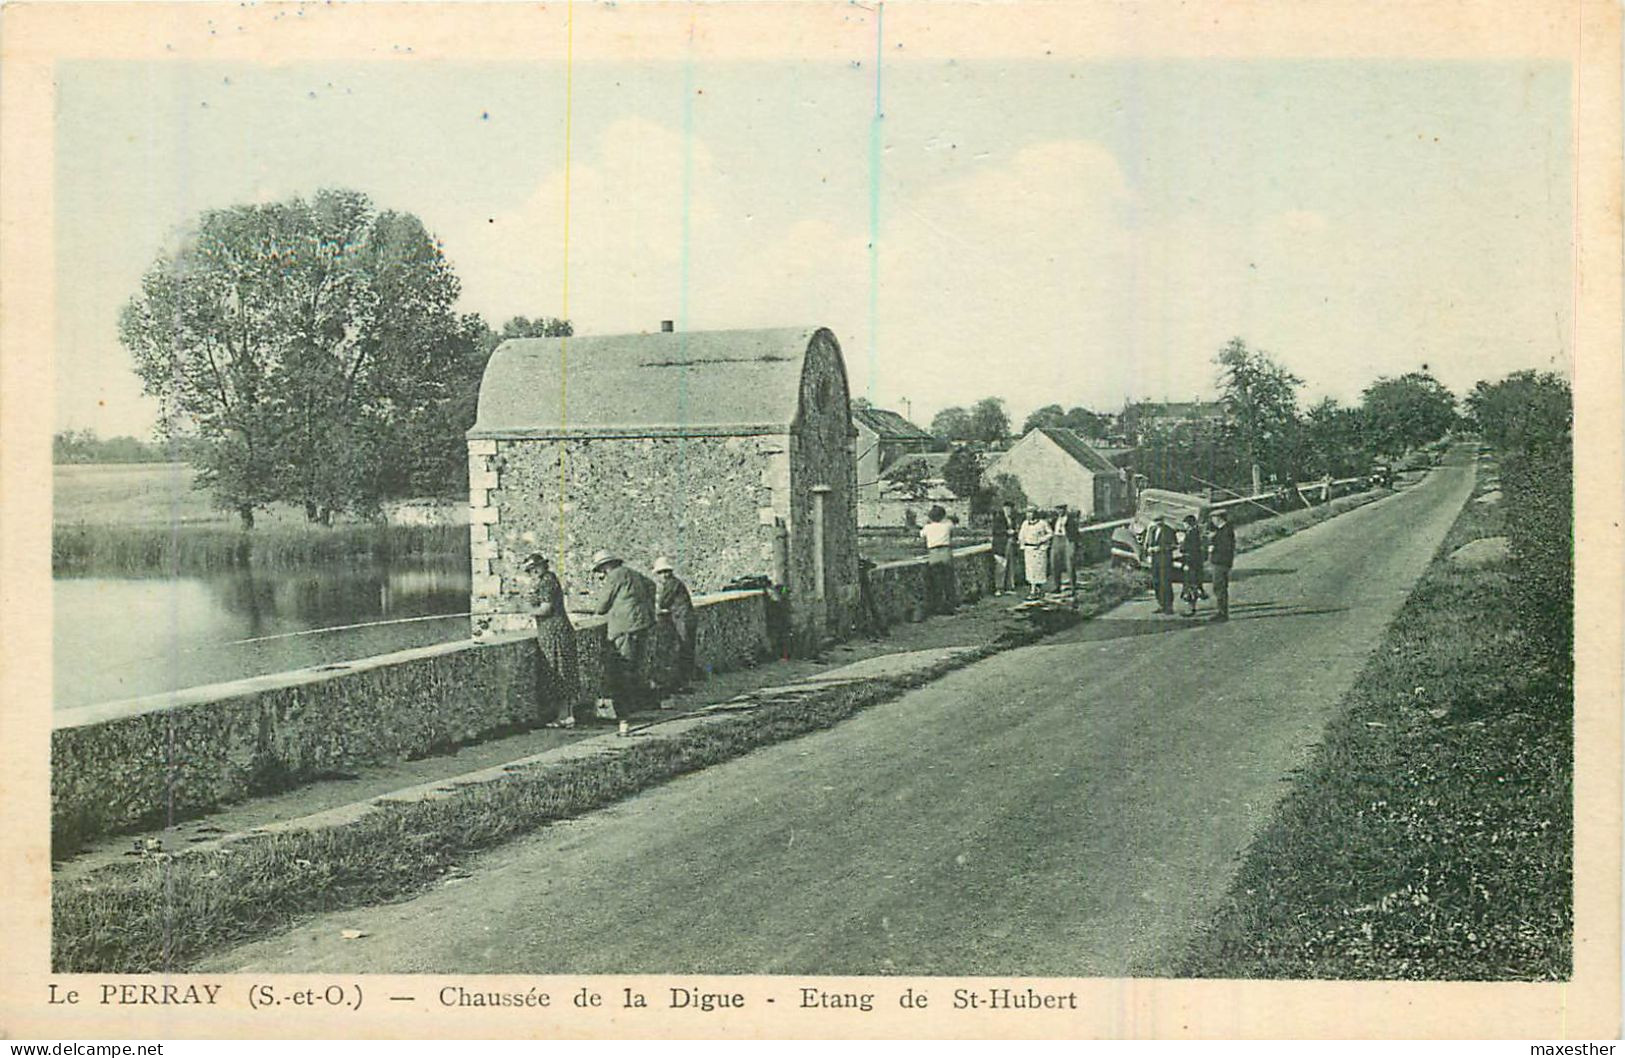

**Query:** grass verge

left=52, top=481, right=1392, bottom=973
left=1176, top=455, right=1571, bottom=980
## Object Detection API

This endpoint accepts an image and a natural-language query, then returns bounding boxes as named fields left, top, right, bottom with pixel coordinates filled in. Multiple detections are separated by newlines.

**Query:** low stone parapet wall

left=52, top=589, right=773, bottom=850
left=865, top=544, right=995, bottom=626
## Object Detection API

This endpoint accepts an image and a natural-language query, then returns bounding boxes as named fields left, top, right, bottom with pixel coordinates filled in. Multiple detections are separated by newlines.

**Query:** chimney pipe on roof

left=660, top=320, right=674, bottom=333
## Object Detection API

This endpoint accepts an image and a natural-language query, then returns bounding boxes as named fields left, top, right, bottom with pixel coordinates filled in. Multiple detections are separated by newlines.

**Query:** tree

left=1360, top=370, right=1456, bottom=458
left=1060, top=406, right=1109, bottom=439
left=1302, top=397, right=1371, bottom=479
left=883, top=456, right=933, bottom=500
left=941, top=446, right=984, bottom=499
left=1023, top=404, right=1106, bottom=438
left=988, top=472, right=1029, bottom=514
left=969, top=397, right=1010, bottom=445
left=929, top=406, right=975, bottom=444
left=120, top=189, right=480, bottom=526
left=493, top=315, right=574, bottom=343
left=1464, top=370, right=1571, bottom=455
left=1022, top=404, right=1067, bottom=434
left=1215, top=337, right=1304, bottom=486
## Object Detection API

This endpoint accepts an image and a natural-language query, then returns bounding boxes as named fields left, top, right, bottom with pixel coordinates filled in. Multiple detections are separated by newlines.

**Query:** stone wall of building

left=470, top=434, right=789, bottom=638
left=787, top=330, right=860, bottom=646
left=52, top=590, right=773, bottom=851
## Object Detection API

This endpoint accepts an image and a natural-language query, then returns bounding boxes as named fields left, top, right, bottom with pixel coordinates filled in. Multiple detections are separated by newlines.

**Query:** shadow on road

left=1221, top=601, right=1352, bottom=622
left=1230, top=566, right=1297, bottom=580
left=1068, top=615, right=1210, bottom=642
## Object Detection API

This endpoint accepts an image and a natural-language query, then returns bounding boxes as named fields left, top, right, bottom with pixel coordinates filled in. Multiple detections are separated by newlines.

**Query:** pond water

left=53, top=560, right=472, bottom=710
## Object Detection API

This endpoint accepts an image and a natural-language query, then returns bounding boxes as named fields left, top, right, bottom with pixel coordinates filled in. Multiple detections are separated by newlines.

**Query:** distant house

left=468, top=326, right=859, bottom=648
left=853, top=406, right=937, bottom=502
left=1121, top=399, right=1227, bottom=441
left=984, top=427, right=1132, bottom=520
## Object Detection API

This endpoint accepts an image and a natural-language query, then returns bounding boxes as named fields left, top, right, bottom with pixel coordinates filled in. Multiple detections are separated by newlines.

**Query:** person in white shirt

left=919, top=505, right=957, bottom=614
left=1018, top=507, right=1054, bottom=600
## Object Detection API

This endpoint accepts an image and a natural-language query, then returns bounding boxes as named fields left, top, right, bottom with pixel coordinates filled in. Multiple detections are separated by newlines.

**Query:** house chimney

left=660, top=320, right=675, bottom=333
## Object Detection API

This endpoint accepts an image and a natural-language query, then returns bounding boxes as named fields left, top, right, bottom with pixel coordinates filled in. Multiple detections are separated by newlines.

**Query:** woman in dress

left=1017, top=507, right=1054, bottom=601
left=523, top=551, right=580, bottom=728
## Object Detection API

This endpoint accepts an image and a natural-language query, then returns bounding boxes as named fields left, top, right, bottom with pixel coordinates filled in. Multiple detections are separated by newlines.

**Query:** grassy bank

left=1177, top=450, right=1572, bottom=980
left=51, top=480, right=1397, bottom=973
left=52, top=523, right=469, bottom=575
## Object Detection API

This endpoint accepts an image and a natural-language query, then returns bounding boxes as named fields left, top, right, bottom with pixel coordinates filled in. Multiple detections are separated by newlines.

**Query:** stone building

left=467, top=326, right=859, bottom=649
left=984, top=426, right=1132, bottom=520
left=853, top=405, right=937, bottom=501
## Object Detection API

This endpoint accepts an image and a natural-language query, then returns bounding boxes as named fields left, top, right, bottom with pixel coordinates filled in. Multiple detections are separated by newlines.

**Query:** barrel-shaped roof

left=470, top=326, right=832, bottom=437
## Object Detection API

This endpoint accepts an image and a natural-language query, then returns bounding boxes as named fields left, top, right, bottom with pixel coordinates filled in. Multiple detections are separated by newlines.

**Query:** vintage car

left=1110, top=487, right=1212, bottom=580
left=1367, top=463, right=1394, bottom=489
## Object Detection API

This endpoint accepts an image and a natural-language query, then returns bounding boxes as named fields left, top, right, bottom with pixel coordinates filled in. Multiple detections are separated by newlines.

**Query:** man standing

left=1178, top=513, right=1205, bottom=617
left=1147, top=514, right=1177, bottom=615
left=590, top=549, right=657, bottom=717
left=1208, top=509, right=1236, bottom=622
left=652, top=556, right=698, bottom=692
left=990, top=501, right=1017, bottom=595
left=1049, top=503, right=1081, bottom=605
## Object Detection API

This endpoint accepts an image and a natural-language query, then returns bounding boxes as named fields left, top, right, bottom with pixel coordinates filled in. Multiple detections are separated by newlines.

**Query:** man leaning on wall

left=590, top=549, right=658, bottom=717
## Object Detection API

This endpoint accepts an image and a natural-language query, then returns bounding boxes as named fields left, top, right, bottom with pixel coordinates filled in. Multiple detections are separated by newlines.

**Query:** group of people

left=1142, top=508, right=1235, bottom=621
left=989, top=500, right=1086, bottom=603
left=521, top=549, right=700, bottom=729
left=989, top=499, right=1237, bottom=620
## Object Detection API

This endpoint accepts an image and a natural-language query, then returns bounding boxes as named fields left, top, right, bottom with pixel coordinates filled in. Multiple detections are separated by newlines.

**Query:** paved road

left=203, top=460, right=1474, bottom=976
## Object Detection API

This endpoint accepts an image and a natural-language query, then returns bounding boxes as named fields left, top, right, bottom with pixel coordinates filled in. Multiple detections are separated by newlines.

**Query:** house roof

left=1129, top=399, right=1226, bottom=419
left=470, top=327, right=839, bottom=437
left=882, top=451, right=952, bottom=477
left=853, top=406, right=934, bottom=443
left=1035, top=427, right=1121, bottom=475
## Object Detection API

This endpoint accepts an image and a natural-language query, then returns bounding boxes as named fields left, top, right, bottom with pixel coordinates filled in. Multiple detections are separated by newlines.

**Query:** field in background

left=52, top=463, right=360, bottom=529
left=55, top=463, right=229, bottom=527
left=53, top=464, right=467, bottom=574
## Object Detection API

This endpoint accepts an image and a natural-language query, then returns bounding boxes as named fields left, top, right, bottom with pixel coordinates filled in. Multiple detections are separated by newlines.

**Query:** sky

left=55, top=54, right=1573, bottom=438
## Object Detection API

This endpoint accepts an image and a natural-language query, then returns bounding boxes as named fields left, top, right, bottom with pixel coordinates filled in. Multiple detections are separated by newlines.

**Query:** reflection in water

left=53, top=559, right=472, bottom=710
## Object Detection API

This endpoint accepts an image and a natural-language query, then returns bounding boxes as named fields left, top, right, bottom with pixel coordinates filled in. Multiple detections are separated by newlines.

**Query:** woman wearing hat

left=523, top=551, right=581, bottom=728
left=652, top=557, right=698, bottom=692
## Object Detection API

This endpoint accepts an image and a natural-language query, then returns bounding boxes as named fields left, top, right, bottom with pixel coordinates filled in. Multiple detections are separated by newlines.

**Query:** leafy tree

left=1022, top=404, right=1067, bottom=434
left=1302, top=397, right=1371, bottom=478
left=1215, top=337, right=1303, bottom=486
left=1360, top=370, right=1456, bottom=458
left=492, top=315, right=574, bottom=343
left=883, top=456, right=933, bottom=500
left=1023, top=404, right=1107, bottom=438
left=1134, top=418, right=1249, bottom=496
left=1464, top=370, right=1571, bottom=455
left=969, top=397, right=1010, bottom=445
left=121, top=189, right=480, bottom=525
left=987, top=472, right=1029, bottom=514
left=942, top=446, right=984, bottom=499
left=52, top=430, right=193, bottom=464
left=1060, top=406, right=1109, bottom=439
left=929, top=406, right=975, bottom=444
